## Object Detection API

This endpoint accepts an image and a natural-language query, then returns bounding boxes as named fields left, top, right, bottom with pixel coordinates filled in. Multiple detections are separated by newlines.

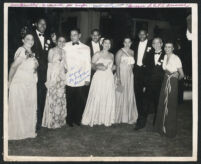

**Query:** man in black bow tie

left=133, top=29, right=152, bottom=131
left=143, top=37, right=165, bottom=127
left=63, top=28, right=91, bottom=127
left=72, top=42, right=79, bottom=45
left=31, top=18, right=52, bottom=131
left=87, top=29, right=102, bottom=58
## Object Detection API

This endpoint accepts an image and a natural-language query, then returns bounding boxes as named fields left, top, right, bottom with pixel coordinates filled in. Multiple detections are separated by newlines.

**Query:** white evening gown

left=115, top=49, right=138, bottom=124
left=82, top=57, right=115, bottom=127
left=8, top=47, right=38, bottom=140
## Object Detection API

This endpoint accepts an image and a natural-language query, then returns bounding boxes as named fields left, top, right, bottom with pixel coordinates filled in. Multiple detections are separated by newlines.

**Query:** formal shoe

left=67, top=122, right=74, bottom=127
left=134, top=125, right=145, bottom=131
left=74, top=122, right=81, bottom=126
left=36, top=125, right=41, bottom=132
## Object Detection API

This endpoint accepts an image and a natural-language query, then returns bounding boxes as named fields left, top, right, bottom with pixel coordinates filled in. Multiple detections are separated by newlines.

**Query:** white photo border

left=3, top=3, right=198, bottom=162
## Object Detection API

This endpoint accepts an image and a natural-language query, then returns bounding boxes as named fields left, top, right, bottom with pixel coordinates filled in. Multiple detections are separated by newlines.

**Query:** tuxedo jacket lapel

left=90, top=42, right=95, bottom=56
left=151, top=50, right=165, bottom=68
left=159, top=51, right=165, bottom=61
left=135, top=40, right=151, bottom=65
left=134, top=42, right=139, bottom=62
left=89, top=41, right=101, bottom=57
left=142, top=43, right=148, bottom=63
left=142, top=40, right=152, bottom=64
left=33, top=31, right=43, bottom=51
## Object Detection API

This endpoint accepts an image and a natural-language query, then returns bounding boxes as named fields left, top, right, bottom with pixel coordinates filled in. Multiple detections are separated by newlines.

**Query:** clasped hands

left=95, top=63, right=108, bottom=71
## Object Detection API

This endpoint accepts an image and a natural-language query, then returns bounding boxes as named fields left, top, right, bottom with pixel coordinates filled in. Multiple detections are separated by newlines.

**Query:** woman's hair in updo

left=102, top=38, right=113, bottom=48
left=56, top=34, right=66, bottom=41
left=165, top=40, right=175, bottom=48
left=123, top=36, right=133, bottom=43
left=20, top=26, right=33, bottom=39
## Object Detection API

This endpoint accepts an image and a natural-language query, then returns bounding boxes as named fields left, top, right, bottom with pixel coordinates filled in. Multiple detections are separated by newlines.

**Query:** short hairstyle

left=20, top=26, right=33, bottom=39
left=165, top=41, right=175, bottom=48
left=123, top=35, right=133, bottom=42
left=70, top=28, right=81, bottom=34
left=57, top=35, right=66, bottom=41
left=36, top=18, right=47, bottom=24
left=91, top=29, right=101, bottom=35
left=102, top=37, right=113, bottom=49
left=138, top=29, right=148, bottom=34
left=102, top=38, right=112, bottom=44
left=152, top=37, right=163, bottom=44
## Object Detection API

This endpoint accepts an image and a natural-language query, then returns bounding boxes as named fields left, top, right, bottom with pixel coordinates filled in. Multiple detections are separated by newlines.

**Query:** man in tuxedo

left=32, top=18, right=52, bottom=131
left=87, top=29, right=102, bottom=57
left=144, top=37, right=165, bottom=126
left=86, top=29, right=102, bottom=97
left=133, top=29, right=152, bottom=130
left=63, top=28, right=91, bottom=127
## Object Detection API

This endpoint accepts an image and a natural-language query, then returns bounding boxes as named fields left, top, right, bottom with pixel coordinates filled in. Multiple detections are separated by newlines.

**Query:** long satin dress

left=115, top=48, right=138, bottom=124
left=82, top=57, right=116, bottom=127
left=8, top=47, right=38, bottom=140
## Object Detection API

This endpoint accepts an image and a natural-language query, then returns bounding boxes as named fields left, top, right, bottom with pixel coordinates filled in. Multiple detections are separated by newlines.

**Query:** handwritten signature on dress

left=68, top=67, right=90, bottom=85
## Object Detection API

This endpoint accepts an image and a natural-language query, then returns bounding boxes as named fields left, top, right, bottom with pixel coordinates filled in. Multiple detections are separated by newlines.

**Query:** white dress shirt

left=154, top=52, right=162, bottom=65
left=137, top=39, right=148, bottom=66
left=91, top=41, right=100, bottom=54
left=63, top=41, right=91, bottom=87
left=36, top=30, right=45, bottom=49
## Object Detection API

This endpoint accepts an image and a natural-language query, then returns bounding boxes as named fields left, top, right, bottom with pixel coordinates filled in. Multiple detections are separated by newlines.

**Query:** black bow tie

left=39, top=33, right=44, bottom=37
left=72, top=42, right=79, bottom=46
left=155, top=52, right=162, bottom=55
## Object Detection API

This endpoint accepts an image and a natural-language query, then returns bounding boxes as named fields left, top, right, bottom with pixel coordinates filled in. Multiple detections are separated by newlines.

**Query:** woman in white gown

left=82, top=38, right=115, bottom=127
left=42, top=36, right=67, bottom=129
left=8, top=32, right=38, bottom=140
left=115, top=37, right=138, bottom=124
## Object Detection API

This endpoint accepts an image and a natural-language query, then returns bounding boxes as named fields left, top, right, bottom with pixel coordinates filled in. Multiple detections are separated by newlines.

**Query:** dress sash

left=162, top=72, right=178, bottom=133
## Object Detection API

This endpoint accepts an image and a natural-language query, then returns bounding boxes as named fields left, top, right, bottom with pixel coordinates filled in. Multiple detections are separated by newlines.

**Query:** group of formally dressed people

left=8, top=18, right=184, bottom=141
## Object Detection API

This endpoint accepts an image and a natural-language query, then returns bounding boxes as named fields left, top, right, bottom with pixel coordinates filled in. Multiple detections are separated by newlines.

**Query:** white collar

left=71, top=41, right=81, bottom=46
left=92, top=41, right=99, bottom=45
left=139, top=39, right=148, bottom=44
left=36, top=30, right=44, bottom=36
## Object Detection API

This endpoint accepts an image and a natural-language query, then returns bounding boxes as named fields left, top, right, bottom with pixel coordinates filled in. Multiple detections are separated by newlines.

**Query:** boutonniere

left=156, top=59, right=163, bottom=66
left=147, top=47, right=152, bottom=52
left=45, top=39, right=51, bottom=51
left=47, top=39, right=51, bottom=44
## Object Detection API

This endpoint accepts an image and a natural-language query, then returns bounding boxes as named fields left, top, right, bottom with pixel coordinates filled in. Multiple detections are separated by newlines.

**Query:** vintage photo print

left=3, top=2, right=198, bottom=162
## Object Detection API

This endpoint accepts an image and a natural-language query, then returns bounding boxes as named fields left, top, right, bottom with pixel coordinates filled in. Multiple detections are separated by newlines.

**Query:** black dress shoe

left=36, top=125, right=41, bottom=132
left=134, top=124, right=145, bottom=131
left=74, top=122, right=81, bottom=126
left=67, top=122, right=74, bottom=127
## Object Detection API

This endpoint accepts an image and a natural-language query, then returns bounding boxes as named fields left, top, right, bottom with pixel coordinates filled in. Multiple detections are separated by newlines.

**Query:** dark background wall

left=8, top=7, right=191, bottom=77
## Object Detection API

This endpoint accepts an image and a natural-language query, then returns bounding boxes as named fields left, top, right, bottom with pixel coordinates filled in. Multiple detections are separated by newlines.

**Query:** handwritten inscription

left=9, top=3, right=191, bottom=8
left=68, top=67, right=90, bottom=85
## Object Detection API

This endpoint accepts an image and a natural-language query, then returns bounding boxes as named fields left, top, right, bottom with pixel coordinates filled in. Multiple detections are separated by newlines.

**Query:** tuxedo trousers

left=36, top=77, right=47, bottom=130
left=144, top=73, right=164, bottom=125
left=66, top=86, right=88, bottom=124
left=134, top=66, right=148, bottom=126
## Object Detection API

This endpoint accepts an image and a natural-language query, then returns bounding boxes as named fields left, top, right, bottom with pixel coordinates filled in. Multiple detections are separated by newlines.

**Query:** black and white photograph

left=3, top=3, right=198, bottom=162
